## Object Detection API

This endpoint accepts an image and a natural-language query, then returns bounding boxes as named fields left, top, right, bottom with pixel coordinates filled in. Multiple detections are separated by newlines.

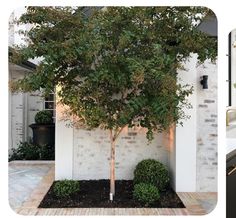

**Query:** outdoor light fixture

left=200, top=75, right=208, bottom=89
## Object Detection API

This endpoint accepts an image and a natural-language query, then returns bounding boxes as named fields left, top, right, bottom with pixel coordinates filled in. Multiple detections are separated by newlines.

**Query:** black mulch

left=39, top=180, right=185, bottom=208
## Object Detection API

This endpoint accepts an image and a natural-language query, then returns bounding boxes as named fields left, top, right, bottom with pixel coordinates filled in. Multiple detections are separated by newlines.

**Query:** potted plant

left=29, top=110, right=55, bottom=147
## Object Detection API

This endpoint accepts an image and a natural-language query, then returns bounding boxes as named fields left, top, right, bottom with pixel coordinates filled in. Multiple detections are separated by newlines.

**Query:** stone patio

left=9, top=161, right=54, bottom=210
left=9, top=161, right=217, bottom=216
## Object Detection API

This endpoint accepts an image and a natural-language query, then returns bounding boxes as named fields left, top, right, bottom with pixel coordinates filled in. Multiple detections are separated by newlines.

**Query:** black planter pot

left=29, top=123, right=55, bottom=147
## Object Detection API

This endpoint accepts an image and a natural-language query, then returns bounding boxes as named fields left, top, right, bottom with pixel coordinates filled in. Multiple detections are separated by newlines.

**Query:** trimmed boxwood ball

left=53, top=180, right=80, bottom=197
left=134, top=159, right=170, bottom=191
left=133, top=183, right=160, bottom=206
left=35, top=110, right=53, bottom=124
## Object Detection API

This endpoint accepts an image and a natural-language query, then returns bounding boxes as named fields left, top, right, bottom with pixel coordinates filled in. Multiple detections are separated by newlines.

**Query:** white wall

left=169, top=55, right=217, bottom=192
left=55, top=103, right=74, bottom=180
left=9, top=64, right=28, bottom=150
left=9, top=63, right=44, bottom=151
left=72, top=128, right=168, bottom=180
left=172, top=54, right=197, bottom=192
left=196, top=59, right=218, bottom=192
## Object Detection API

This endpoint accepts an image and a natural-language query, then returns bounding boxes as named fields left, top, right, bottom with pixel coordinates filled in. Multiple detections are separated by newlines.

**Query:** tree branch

left=113, top=125, right=126, bottom=140
left=109, top=129, right=113, bottom=141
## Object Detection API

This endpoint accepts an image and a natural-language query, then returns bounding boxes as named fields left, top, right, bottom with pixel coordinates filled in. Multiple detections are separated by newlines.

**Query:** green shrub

left=9, top=142, right=40, bottom=161
left=133, top=183, right=160, bottom=206
left=134, top=159, right=169, bottom=191
left=53, top=180, right=80, bottom=197
left=35, top=110, right=53, bottom=124
left=39, top=144, right=55, bottom=160
left=9, top=142, right=55, bottom=161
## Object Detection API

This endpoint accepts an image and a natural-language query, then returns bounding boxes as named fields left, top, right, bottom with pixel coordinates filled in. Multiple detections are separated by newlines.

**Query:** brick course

left=196, top=60, right=217, bottom=192
left=72, top=128, right=168, bottom=180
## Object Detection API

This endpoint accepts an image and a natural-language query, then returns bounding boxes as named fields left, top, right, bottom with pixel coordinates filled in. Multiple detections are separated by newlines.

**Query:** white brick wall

left=196, top=60, right=218, bottom=192
left=72, top=128, right=168, bottom=180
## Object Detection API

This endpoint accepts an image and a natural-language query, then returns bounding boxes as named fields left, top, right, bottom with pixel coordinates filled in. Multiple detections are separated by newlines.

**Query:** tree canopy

left=11, top=6, right=217, bottom=140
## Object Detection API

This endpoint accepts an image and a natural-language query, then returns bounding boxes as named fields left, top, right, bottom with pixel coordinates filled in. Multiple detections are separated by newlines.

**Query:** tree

left=11, top=6, right=217, bottom=200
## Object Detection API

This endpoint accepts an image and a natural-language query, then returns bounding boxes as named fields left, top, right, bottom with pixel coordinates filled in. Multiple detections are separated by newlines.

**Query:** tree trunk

left=109, top=127, right=125, bottom=201
left=110, top=135, right=116, bottom=200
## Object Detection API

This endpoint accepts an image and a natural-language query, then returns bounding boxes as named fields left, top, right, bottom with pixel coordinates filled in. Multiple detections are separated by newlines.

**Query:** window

left=44, top=93, right=55, bottom=121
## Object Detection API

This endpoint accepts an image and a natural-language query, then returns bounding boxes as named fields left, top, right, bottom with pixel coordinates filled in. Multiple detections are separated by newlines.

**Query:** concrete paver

left=8, top=161, right=54, bottom=210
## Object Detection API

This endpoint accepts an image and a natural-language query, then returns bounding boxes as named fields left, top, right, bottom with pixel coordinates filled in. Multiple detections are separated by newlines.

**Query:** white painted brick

left=196, top=60, right=217, bottom=192
left=72, top=128, right=168, bottom=180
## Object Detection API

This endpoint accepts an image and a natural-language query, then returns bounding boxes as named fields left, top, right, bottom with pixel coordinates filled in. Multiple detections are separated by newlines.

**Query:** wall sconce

left=200, top=75, right=208, bottom=89
left=233, top=41, right=236, bottom=48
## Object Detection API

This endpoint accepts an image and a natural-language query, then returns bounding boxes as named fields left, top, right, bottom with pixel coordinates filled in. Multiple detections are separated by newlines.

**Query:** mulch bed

left=39, top=180, right=185, bottom=208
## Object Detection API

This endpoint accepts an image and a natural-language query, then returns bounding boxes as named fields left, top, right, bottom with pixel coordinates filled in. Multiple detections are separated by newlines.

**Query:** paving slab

left=8, top=161, right=54, bottom=211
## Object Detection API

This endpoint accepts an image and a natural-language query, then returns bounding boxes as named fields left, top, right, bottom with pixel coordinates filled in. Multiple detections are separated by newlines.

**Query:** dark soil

left=39, top=180, right=185, bottom=208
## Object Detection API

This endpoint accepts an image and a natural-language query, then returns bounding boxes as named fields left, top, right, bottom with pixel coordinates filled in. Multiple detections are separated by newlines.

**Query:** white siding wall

left=10, top=92, right=25, bottom=149
left=9, top=64, right=27, bottom=150
left=9, top=64, right=44, bottom=151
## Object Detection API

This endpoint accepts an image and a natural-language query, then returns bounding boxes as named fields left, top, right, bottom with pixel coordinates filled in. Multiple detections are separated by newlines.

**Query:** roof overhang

left=9, top=47, right=37, bottom=71
left=197, top=15, right=217, bottom=37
